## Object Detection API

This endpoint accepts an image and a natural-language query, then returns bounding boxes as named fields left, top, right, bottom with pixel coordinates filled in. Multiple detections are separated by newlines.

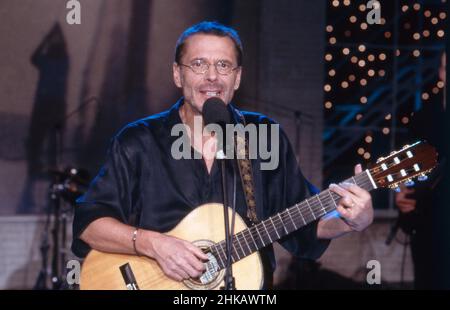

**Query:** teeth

left=205, top=91, right=219, bottom=96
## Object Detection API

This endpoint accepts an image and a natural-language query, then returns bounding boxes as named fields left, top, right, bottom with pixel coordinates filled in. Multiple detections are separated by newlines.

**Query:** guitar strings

left=212, top=174, right=373, bottom=264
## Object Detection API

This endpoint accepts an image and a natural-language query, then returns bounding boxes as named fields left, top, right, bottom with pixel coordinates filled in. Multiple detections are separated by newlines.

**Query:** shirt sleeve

left=71, top=135, right=137, bottom=258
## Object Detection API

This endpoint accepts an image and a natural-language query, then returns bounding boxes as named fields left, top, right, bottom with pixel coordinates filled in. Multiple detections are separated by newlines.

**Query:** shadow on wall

left=17, top=22, right=69, bottom=214
left=79, top=0, right=152, bottom=173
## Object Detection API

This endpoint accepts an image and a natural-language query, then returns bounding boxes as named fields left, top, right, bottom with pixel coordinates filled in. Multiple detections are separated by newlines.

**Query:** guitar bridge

left=119, top=263, right=139, bottom=290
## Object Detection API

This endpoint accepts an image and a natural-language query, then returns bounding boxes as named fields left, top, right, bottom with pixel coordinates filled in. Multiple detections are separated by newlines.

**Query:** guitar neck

left=209, top=170, right=377, bottom=270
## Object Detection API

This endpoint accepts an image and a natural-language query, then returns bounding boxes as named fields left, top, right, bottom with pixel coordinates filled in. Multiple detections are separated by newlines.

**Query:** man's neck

left=179, top=100, right=203, bottom=133
left=179, top=101, right=217, bottom=162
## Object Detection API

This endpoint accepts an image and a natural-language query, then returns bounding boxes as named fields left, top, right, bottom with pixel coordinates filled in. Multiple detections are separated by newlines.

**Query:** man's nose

left=204, top=64, right=218, bottom=82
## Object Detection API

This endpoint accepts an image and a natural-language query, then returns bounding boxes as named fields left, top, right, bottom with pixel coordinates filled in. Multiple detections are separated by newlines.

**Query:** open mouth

left=200, top=91, right=222, bottom=98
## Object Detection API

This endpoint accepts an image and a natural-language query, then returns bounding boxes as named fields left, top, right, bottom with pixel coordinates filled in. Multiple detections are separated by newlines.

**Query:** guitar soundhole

left=183, top=240, right=224, bottom=290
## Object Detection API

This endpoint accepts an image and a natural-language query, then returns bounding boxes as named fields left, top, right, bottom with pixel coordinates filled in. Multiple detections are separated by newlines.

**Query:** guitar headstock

left=369, top=141, right=438, bottom=190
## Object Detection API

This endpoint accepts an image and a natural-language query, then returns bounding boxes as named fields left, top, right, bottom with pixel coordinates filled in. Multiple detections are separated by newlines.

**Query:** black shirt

left=72, top=98, right=329, bottom=275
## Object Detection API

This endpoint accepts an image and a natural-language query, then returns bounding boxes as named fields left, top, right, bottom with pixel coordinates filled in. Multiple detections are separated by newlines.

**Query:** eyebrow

left=189, top=57, right=234, bottom=64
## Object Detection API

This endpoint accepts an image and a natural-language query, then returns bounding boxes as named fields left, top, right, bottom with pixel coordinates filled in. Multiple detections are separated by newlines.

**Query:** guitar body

left=80, top=203, right=264, bottom=290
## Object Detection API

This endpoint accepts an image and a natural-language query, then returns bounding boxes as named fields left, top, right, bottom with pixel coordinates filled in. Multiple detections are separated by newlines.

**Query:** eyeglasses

left=178, top=59, right=240, bottom=75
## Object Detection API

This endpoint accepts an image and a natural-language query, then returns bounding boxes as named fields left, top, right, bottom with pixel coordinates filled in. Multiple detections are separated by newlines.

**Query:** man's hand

left=395, top=185, right=416, bottom=213
left=329, top=164, right=374, bottom=232
left=138, top=231, right=208, bottom=282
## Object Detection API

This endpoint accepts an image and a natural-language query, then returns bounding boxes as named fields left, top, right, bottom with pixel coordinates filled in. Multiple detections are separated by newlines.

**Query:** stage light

left=382, top=127, right=390, bottom=135
left=324, top=84, right=332, bottom=92
left=423, top=30, right=430, bottom=37
left=424, top=10, right=431, bottom=17
left=401, top=116, right=410, bottom=124
left=385, top=114, right=392, bottom=120
left=325, top=53, right=333, bottom=61
left=358, top=44, right=366, bottom=52
left=380, top=18, right=386, bottom=25
left=326, top=25, right=334, bottom=32
left=368, top=54, right=375, bottom=61
left=329, top=69, right=336, bottom=76
left=402, top=5, right=409, bottom=12
left=342, top=48, right=350, bottom=55
left=365, top=135, right=373, bottom=143
left=378, top=69, right=385, bottom=77
left=440, top=12, right=446, bottom=19
left=413, top=50, right=420, bottom=57
left=325, top=101, right=333, bottom=109
left=358, top=60, right=366, bottom=67
left=341, top=81, right=349, bottom=88
left=432, top=87, right=439, bottom=94
left=421, top=93, right=429, bottom=100
left=356, top=114, right=363, bottom=121
left=396, top=49, right=401, bottom=56
left=438, top=81, right=445, bottom=88
left=368, top=69, right=375, bottom=77
left=329, top=37, right=337, bottom=44
left=360, top=23, right=368, bottom=30
left=385, top=31, right=391, bottom=38
left=349, top=15, right=357, bottom=23
left=413, top=33, right=420, bottom=40
left=432, top=17, right=438, bottom=24
left=343, top=0, right=351, bottom=6
left=379, top=53, right=386, bottom=60
left=348, top=74, right=356, bottom=81
left=363, top=152, right=371, bottom=160
left=413, top=3, right=421, bottom=11
left=437, top=30, right=444, bottom=37
left=359, top=4, right=366, bottom=11
left=360, top=78, right=367, bottom=86
left=351, top=56, right=358, bottom=63
left=332, top=0, right=340, bottom=7
left=360, top=96, right=368, bottom=104
left=357, top=148, right=365, bottom=155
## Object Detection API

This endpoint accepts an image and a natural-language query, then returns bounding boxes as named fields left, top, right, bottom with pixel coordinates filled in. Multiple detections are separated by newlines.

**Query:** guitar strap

left=234, top=109, right=259, bottom=224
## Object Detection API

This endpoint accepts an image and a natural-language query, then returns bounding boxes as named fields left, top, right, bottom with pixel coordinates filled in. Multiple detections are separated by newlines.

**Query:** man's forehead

left=181, top=34, right=237, bottom=61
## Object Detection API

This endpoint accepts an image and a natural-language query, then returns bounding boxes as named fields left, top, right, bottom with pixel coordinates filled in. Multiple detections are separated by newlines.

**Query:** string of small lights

left=323, top=0, right=445, bottom=172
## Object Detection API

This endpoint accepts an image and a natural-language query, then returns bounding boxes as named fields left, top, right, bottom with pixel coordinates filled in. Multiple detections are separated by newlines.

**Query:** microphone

left=203, top=97, right=232, bottom=127
left=202, top=97, right=233, bottom=158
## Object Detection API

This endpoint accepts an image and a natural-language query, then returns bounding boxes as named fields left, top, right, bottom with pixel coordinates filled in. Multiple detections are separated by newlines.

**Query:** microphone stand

left=34, top=96, right=98, bottom=290
left=217, top=148, right=236, bottom=290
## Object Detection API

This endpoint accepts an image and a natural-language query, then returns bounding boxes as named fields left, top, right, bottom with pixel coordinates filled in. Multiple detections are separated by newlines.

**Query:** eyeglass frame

left=177, top=59, right=241, bottom=75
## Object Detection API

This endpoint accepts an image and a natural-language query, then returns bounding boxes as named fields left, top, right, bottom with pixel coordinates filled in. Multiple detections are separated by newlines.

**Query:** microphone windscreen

left=202, top=97, right=232, bottom=126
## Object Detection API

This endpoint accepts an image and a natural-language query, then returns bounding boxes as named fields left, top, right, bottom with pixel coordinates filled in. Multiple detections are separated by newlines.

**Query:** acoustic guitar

left=79, top=141, right=437, bottom=290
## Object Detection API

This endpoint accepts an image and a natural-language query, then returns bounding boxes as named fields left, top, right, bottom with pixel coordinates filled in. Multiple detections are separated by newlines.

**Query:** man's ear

left=173, top=62, right=182, bottom=88
left=234, top=67, right=242, bottom=90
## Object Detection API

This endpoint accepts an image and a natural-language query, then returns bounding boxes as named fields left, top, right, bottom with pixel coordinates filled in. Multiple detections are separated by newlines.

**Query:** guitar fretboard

left=209, top=170, right=376, bottom=270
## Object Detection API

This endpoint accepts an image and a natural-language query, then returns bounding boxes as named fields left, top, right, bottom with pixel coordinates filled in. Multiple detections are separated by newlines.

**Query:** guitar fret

left=232, top=242, right=240, bottom=260
left=236, top=237, right=245, bottom=257
left=306, top=199, right=316, bottom=220
left=240, top=231, right=252, bottom=254
left=269, top=217, right=280, bottom=239
left=316, top=195, right=326, bottom=215
left=261, top=221, right=273, bottom=243
left=278, top=213, right=289, bottom=234
left=327, top=190, right=338, bottom=208
left=246, top=227, right=259, bottom=250
left=212, top=244, right=225, bottom=268
left=287, top=209, right=299, bottom=229
left=254, top=225, right=266, bottom=247
left=296, top=205, right=307, bottom=225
